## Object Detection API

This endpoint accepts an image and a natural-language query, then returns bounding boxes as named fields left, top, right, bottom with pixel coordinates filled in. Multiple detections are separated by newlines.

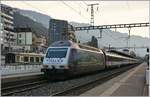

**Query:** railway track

left=51, top=64, right=138, bottom=96
left=1, top=64, right=139, bottom=96
left=1, top=74, right=48, bottom=96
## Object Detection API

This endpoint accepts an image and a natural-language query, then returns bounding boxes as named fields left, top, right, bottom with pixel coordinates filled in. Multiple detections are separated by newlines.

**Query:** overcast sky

left=2, top=1, right=149, bottom=38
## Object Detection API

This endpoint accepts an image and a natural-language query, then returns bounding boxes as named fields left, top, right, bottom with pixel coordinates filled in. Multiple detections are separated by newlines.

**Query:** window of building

left=16, top=56, right=20, bottom=62
left=21, top=56, right=24, bottom=62
left=19, top=40, right=22, bottom=44
left=41, top=57, right=44, bottom=62
left=36, top=57, right=39, bottom=62
left=30, top=57, right=34, bottom=62
left=24, top=57, right=29, bottom=62
left=19, top=34, right=21, bottom=38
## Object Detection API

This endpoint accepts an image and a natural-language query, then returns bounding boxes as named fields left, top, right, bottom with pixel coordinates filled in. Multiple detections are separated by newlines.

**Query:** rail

left=2, top=75, right=47, bottom=96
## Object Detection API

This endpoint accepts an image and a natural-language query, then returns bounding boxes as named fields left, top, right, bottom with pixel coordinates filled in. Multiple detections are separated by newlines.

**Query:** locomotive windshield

left=46, top=48, right=68, bottom=58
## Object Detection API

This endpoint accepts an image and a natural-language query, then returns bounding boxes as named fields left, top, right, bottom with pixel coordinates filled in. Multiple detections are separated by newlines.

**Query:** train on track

left=41, top=40, right=141, bottom=78
left=5, top=52, right=44, bottom=64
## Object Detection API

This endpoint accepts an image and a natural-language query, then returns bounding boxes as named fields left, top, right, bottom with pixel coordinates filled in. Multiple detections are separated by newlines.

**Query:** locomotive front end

left=41, top=47, right=70, bottom=75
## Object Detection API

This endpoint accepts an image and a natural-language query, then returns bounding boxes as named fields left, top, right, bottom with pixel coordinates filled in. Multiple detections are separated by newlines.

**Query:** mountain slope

left=18, top=9, right=51, bottom=28
left=14, top=11, right=48, bottom=36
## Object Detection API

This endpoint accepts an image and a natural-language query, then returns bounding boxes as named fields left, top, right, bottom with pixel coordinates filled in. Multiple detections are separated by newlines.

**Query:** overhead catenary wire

left=22, top=1, right=51, bottom=16
left=21, top=1, right=134, bottom=47
left=23, top=1, right=89, bottom=22
left=83, top=1, right=88, bottom=6
left=78, top=2, right=88, bottom=13
left=21, top=2, right=129, bottom=46
left=61, top=1, right=89, bottom=21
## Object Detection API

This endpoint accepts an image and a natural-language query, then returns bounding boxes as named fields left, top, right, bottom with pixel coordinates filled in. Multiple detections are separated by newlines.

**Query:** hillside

left=17, top=9, right=51, bottom=28
left=14, top=11, right=48, bottom=36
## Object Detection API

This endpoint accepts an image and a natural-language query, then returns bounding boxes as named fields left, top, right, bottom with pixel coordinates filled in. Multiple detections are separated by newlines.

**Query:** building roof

left=14, top=27, right=32, bottom=32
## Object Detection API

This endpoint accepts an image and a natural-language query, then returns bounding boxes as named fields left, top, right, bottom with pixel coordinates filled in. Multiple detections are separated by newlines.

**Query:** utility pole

left=87, top=3, right=99, bottom=26
left=127, top=27, right=131, bottom=49
left=146, top=48, right=149, bottom=66
left=97, top=29, right=103, bottom=48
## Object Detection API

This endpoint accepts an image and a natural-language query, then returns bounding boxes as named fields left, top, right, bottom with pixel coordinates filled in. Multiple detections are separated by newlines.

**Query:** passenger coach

left=5, top=52, right=44, bottom=64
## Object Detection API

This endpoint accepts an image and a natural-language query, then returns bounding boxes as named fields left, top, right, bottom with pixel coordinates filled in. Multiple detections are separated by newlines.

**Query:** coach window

left=36, top=57, right=39, bottom=62
left=24, top=57, right=29, bottom=62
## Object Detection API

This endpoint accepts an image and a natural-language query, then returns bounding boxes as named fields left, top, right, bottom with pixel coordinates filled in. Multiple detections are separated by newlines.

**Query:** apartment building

left=15, top=27, right=47, bottom=53
left=1, top=4, right=16, bottom=53
left=48, top=19, right=77, bottom=45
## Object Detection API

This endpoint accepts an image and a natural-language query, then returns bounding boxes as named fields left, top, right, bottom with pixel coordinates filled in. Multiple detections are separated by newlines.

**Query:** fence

left=1, top=63, right=43, bottom=75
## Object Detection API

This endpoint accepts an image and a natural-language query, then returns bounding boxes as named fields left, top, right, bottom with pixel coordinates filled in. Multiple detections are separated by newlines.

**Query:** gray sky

left=2, top=1, right=149, bottom=38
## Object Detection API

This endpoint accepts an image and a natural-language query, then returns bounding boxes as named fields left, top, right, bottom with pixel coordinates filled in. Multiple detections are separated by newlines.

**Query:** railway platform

left=1, top=65, right=42, bottom=76
left=1, top=72, right=43, bottom=83
left=80, top=62, right=149, bottom=96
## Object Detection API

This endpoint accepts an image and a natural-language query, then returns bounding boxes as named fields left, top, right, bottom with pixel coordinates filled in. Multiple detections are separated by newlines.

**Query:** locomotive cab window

left=46, top=48, right=68, bottom=58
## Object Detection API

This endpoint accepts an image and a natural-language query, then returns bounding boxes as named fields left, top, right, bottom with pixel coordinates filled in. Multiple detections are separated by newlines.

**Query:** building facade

left=16, top=28, right=32, bottom=46
left=15, top=27, right=47, bottom=53
left=49, top=19, right=68, bottom=45
left=1, top=4, right=16, bottom=53
left=32, top=34, right=47, bottom=53
left=48, top=19, right=76, bottom=45
left=67, top=24, right=77, bottom=42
